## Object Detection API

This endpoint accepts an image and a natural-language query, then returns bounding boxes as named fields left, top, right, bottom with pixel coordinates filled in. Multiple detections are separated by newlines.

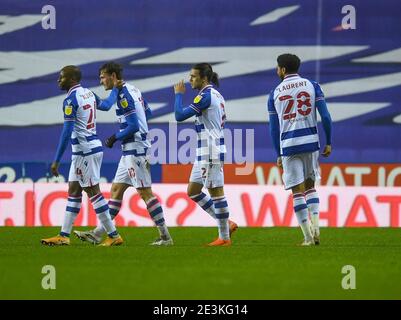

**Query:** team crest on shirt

left=193, top=95, right=202, bottom=103
left=121, top=98, right=129, bottom=108
left=65, top=105, right=73, bottom=115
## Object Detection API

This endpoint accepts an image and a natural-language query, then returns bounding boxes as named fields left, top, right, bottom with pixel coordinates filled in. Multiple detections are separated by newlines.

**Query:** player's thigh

left=123, top=155, right=152, bottom=189
left=68, top=153, right=101, bottom=187
left=204, top=162, right=224, bottom=189
left=68, top=156, right=80, bottom=183
left=282, top=155, right=305, bottom=190
left=80, top=152, right=103, bottom=188
left=113, top=156, right=133, bottom=186
left=189, top=161, right=203, bottom=186
left=304, top=151, right=321, bottom=184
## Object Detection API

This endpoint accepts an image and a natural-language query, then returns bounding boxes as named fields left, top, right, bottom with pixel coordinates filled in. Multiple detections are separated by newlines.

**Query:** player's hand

left=114, top=79, right=124, bottom=89
left=322, top=145, right=332, bottom=157
left=276, top=157, right=283, bottom=169
left=105, top=134, right=117, bottom=148
left=174, top=80, right=186, bottom=94
left=51, top=162, right=60, bottom=177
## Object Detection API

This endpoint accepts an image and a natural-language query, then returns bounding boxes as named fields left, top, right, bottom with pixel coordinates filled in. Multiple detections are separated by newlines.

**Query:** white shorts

left=189, top=161, right=224, bottom=189
left=68, top=152, right=103, bottom=187
left=113, top=155, right=152, bottom=188
left=282, top=151, right=321, bottom=190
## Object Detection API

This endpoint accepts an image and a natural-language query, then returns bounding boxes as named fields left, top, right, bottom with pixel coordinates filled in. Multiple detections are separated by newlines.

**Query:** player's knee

left=208, top=187, right=224, bottom=198
left=137, top=187, right=153, bottom=202
left=83, top=185, right=100, bottom=198
left=68, top=191, right=82, bottom=198
left=187, top=185, right=198, bottom=198
left=111, top=184, right=122, bottom=198
left=68, top=183, right=82, bottom=197
left=305, top=178, right=315, bottom=191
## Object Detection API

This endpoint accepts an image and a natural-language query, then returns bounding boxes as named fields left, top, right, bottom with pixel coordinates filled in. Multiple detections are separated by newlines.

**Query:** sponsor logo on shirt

left=193, top=95, right=202, bottom=103
left=121, top=98, right=128, bottom=108
left=65, top=105, right=73, bottom=115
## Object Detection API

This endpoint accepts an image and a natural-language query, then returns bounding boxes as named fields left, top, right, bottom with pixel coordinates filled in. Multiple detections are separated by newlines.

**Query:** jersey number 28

left=279, top=91, right=311, bottom=120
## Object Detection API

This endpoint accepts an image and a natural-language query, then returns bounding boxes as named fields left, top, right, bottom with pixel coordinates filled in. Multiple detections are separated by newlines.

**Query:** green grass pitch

left=0, top=227, right=400, bottom=300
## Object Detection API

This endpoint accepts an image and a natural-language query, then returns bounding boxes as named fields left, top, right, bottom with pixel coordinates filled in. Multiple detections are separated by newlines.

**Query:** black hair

left=99, top=61, right=123, bottom=79
left=62, top=65, right=81, bottom=82
left=192, top=63, right=219, bottom=87
left=277, top=54, right=301, bottom=74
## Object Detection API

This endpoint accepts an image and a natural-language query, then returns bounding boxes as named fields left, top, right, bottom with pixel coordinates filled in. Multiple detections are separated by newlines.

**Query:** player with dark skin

left=51, top=66, right=117, bottom=199
left=275, top=64, right=332, bottom=195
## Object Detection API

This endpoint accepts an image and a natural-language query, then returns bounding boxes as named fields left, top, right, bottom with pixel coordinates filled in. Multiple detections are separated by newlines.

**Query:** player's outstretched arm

left=95, top=87, right=119, bottom=111
left=52, top=121, right=74, bottom=176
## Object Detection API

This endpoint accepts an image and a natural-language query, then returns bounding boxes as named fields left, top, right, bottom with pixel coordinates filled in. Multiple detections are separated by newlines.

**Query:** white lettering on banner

left=387, top=168, right=401, bottom=186
left=326, top=167, right=346, bottom=186
left=0, top=167, right=16, bottom=182
left=255, top=165, right=282, bottom=185
left=344, top=167, right=372, bottom=186
left=0, top=183, right=401, bottom=228
left=253, top=165, right=401, bottom=187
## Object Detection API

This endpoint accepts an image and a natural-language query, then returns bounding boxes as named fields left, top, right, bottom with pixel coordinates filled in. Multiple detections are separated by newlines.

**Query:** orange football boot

left=207, top=238, right=232, bottom=246
left=98, top=235, right=124, bottom=247
left=228, top=219, right=238, bottom=237
left=41, top=235, right=70, bottom=246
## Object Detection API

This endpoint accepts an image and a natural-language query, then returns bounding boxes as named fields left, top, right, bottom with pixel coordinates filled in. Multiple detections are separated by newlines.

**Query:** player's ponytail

left=192, top=63, right=220, bottom=87
left=210, top=72, right=219, bottom=87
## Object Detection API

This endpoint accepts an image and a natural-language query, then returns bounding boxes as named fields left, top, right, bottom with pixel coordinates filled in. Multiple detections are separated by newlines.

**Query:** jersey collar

left=283, top=74, right=300, bottom=81
left=67, top=84, right=81, bottom=95
left=198, top=84, right=212, bottom=95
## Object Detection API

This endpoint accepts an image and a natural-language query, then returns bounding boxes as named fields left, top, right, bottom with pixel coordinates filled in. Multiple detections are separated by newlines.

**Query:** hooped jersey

left=189, top=85, right=227, bottom=163
left=115, top=83, right=151, bottom=156
left=268, top=74, right=325, bottom=156
left=63, top=84, right=102, bottom=156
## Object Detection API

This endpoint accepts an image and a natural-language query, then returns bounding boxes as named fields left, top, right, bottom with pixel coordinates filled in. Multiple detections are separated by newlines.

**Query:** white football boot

left=73, top=230, right=102, bottom=245
left=150, top=237, right=174, bottom=246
